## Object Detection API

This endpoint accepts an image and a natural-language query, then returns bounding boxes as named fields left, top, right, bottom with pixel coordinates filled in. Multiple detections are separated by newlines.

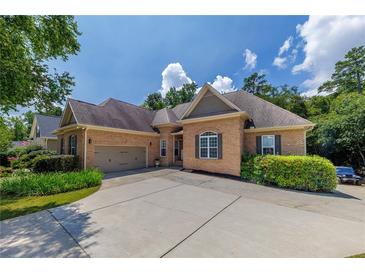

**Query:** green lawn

left=0, top=186, right=100, bottom=221
left=347, top=253, right=365, bottom=258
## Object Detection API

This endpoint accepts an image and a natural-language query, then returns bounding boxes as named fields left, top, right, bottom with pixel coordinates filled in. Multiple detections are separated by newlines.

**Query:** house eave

left=178, top=111, right=248, bottom=124
left=53, top=123, right=160, bottom=137
left=243, top=124, right=315, bottom=133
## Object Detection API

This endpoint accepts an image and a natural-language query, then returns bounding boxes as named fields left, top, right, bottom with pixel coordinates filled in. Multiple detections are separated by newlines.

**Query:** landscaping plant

left=0, top=168, right=103, bottom=196
left=241, top=154, right=337, bottom=192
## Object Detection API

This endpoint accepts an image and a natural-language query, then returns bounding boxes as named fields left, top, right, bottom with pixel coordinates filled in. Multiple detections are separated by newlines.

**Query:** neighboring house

left=29, top=114, right=61, bottom=151
left=12, top=141, right=31, bottom=147
left=54, top=84, right=314, bottom=176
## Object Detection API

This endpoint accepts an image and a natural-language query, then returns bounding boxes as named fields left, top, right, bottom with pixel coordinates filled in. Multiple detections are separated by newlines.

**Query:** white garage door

left=94, top=146, right=146, bottom=173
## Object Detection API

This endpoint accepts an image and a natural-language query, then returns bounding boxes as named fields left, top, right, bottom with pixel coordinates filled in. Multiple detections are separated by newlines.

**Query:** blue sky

left=52, top=16, right=365, bottom=106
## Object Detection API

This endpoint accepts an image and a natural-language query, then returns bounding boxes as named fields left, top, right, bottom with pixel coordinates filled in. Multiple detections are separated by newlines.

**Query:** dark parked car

left=335, top=166, right=362, bottom=185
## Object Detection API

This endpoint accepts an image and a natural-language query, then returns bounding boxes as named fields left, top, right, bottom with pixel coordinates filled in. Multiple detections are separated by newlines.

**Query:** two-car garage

left=94, top=146, right=147, bottom=173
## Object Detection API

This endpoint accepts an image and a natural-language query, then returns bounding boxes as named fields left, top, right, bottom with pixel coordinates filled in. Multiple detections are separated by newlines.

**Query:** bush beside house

left=241, top=154, right=337, bottom=192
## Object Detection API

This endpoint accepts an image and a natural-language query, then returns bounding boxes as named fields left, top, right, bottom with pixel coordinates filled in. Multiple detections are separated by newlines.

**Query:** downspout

left=304, top=131, right=307, bottom=156
left=84, top=128, right=88, bottom=170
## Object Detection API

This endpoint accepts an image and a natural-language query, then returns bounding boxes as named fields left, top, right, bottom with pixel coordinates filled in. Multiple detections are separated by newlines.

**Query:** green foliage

left=0, top=186, right=100, bottom=221
left=143, top=92, right=166, bottom=110
left=0, top=117, right=13, bottom=152
left=7, top=145, right=52, bottom=169
left=32, top=155, right=79, bottom=173
left=0, top=168, right=103, bottom=197
left=241, top=155, right=337, bottom=192
left=164, top=82, right=197, bottom=108
left=0, top=166, right=13, bottom=178
left=18, top=149, right=56, bottom=168
left=142, top=82, right=197, bottom=110
left=307, top=92, right=365, bottom=168
left=0, top=16, right=81, bottom=114
left=318, top=46, right=365, bottom=94
left=7, top=116, right=28, bottom=141
left=242, top=72, right=273, bottom=95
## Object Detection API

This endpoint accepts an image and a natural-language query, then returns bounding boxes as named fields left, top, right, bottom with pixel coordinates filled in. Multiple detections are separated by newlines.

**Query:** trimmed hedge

left=0, top=168, right=103, bottom=196
left=32, top=155, right=80, bottom=173
left=241, top=154, right=337, bottom=192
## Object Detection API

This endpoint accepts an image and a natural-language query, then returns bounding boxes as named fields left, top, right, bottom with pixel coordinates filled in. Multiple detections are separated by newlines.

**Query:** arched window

left=199, top=132, right=218, bottom=159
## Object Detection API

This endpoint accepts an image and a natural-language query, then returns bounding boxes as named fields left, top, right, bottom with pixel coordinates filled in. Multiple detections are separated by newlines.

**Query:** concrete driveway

left=1, top=168, right=365, bottom=257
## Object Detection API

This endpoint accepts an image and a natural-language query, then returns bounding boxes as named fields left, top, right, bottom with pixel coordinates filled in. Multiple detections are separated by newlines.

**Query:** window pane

left=209, top=136, right=218, bottom=147
left=262, top=136, right=274, bottom=147
left=200, top=148, right=208, bottom=158
left=263, top=147, right=274, bottom=155
left=161, top=148, right=166, bottom=156
left=209, top=148, right=218, bottom=158
left=201, top=132, right=216, bottom=137
left=200, top=138, right=208, bottom=147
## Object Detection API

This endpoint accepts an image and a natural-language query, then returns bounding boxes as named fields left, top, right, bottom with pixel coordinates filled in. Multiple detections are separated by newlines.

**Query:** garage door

left=94, top=146, right=146, bottom=172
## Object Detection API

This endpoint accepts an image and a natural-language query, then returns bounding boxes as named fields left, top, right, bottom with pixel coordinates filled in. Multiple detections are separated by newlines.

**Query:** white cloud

left=279, top=36, right=293, bottom=56
left=292, top=16, right=365, bottom=94
left=160, top=63, right=192, bottom=97
left=273, top=36, right=293, bottom=69
left=210, top=75, right=236, bottom=93
left=273, top=56, right=287, bottom=69
left=243, top=49, right=257, bottom=70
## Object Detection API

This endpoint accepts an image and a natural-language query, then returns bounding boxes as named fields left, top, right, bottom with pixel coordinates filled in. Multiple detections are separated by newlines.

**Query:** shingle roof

left=68, top=98, right=156, bottom=132
left=64, top=88, right=312, bottom=133
left=35, top=114, right=61, bottom=138
left=222, top=91, right=312, bottom=128
left=152, top=108, right=178, bottom=126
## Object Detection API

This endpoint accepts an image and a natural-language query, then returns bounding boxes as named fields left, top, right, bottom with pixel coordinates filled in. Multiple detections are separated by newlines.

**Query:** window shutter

left=218, top=133, right=223, bottom=159
left=68, top=136, right=72, bottom=154
left=74, top=135, right=77, bottom=155
left=195, top=135, right=199, bottom=158
left=275, top=135, right=281, bottom=155
left=256, top=136, right=262, bottom=154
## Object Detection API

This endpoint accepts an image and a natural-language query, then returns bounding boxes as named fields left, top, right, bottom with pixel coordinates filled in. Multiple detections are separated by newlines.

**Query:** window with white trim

left=69, top=135, right=77, bottom=156
left=160, top=139, right=167, bottom=157
left=262, top=135, right=275, bottom=155
left=199, top=132, right=218, bottom=159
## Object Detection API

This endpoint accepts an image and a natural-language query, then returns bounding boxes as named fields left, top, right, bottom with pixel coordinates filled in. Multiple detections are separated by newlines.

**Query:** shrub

left=241, top=154, right=337, bottom=192
left=18, top=149, right=56, bottom=168
left=0, top=168, right=103, bottom=196
left=21, top=144, right=43, bottom=155
left=0, top=166, right=13, bottom=178
left=32, top=155, right=80, bottom=173
left=0, top=152, right=10, bottom=167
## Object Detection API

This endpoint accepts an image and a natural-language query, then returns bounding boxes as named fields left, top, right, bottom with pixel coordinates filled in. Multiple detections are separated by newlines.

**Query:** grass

left=0, top=185, right=100, bottom=221
left=347, top=253, right=365, bottom=258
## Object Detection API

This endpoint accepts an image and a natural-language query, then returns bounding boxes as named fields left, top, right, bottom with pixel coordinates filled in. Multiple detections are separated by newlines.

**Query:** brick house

left=54, top=84, right=314, bottom=176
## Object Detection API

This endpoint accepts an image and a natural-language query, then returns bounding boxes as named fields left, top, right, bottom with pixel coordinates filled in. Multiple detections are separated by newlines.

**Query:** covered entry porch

left=171, top=130, right=183, bottom=166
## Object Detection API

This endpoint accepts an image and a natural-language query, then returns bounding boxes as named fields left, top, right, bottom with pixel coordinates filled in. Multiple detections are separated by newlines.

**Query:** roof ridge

left=68, top=98, right=97, bottom=106
left=240, top=90, right=313, bottom=124
left=35, top=113, right=61, bottom=118
left=105, top=97, right=154, bottom=112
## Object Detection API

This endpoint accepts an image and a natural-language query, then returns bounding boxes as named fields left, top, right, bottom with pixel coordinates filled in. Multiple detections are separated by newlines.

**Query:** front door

left=174, top=139, right=183, bottom=161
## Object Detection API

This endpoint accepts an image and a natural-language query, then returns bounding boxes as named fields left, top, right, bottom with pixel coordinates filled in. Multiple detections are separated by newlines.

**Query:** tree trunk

left=356, top=71, right=362, bottom=94
left=358, top=145, right=365, bottom=167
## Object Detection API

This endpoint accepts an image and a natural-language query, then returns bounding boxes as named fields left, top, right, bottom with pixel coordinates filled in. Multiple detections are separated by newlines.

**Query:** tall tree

left=7, top=116, right=28, bottom=141
left=307, top=92, right=365, bottom=168
left=164, top=82, right=197, bottom=108
left=142, top=92, right=165, bottom=110
left=0, top=16, right=81, bottom=114
left=0, top=117, right=13, bottom=152
left=242, top=72, right=273, bottom=95
left=318, top=46, right=365, bottom=94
